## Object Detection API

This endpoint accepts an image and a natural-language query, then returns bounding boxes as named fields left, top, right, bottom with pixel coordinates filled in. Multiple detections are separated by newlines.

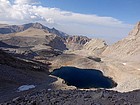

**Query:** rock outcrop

left=45, top=34, right=67, bottom=51
left=65, top=35, right=90, bottom=50
left=83, top=38, right=107, bottom=55
left=102, top=21, right=140, bottom=62
left=68, top=38, right=107, bottom=57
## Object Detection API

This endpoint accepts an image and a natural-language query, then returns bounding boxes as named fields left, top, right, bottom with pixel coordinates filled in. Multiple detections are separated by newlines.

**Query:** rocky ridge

left=66, top=38, right=107, bottom=57
left=65, top=35, right=90, bottom=50
left=102, top=21, right=140, bottom=63
left=0, top=22, right=67, bottom=37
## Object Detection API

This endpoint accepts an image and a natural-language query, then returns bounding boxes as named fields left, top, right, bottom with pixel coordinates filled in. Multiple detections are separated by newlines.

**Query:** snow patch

left=122, top=63, right=126, bottom=65
left=47, top=88, right=51, bottom=91
left=17, top=85, right=35, bottom=92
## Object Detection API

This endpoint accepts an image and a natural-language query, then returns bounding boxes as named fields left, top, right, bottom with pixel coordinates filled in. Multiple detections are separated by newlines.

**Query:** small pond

left=51, top=67, right=117, bottom=89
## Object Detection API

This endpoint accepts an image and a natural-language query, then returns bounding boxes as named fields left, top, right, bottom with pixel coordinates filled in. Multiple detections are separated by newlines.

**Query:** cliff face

left=65, top=35, right=90, bottom=50
left=45, top=34, right=67, bottom=51
left=102, top=22, right=140, bottom=62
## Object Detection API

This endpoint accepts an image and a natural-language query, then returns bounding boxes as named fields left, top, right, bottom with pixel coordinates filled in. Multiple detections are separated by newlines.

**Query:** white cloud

left=0, top=0, right=133, bottom=43
left=14, top=0, right=36, bottom=4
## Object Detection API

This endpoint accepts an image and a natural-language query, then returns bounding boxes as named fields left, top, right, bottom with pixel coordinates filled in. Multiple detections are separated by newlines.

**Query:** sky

left=0, top=0, right=140, bottom=43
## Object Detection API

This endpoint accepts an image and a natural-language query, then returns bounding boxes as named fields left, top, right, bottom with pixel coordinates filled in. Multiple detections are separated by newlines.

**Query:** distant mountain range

left=0, top=22, right=67, bottom=37
left=1, top=21, right=140, bottom=62
left=0, top=22, right=92, bottom=58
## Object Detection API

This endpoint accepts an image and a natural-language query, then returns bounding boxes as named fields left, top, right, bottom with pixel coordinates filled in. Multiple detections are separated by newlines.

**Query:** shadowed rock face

left=0, top=49, right=55, bottom=102
left=87, top=56, right=101, bottom=62
left=65, top=35, right=90, bottom=50
left=0, top=28, right=16, bottom=34
left=66, top=36, right=90, bottom=45
left=45, top=34, right=68, bottom=51
left=0, top=49, right=50, bottom=72
left=0, top=41, right=19, bottom=48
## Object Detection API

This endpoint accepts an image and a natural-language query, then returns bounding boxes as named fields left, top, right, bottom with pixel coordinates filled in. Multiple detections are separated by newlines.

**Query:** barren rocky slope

left=102, top=21, right=140, bottom=63
left=0, top=23, right=66, bottom=59
left=0, top=22, right=67, bottom=37
left=1, top=89, right=140, bottom=105
left=0, top=27, right=67, bottom=50
left=0, top=49, right=67, bottom=103
left=0, top=23, right=91, bottom=59
left=84, top=39, right=107, bottom=55
left=69, top=38, right=107, bottom=56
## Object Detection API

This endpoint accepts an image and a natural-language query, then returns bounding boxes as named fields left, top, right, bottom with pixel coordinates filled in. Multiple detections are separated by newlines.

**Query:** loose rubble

left=1, top=89, right=140, bottom=105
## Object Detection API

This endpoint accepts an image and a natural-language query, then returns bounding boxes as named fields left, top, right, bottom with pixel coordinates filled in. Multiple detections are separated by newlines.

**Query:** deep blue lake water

left=51, top=67, right=117, bottom=89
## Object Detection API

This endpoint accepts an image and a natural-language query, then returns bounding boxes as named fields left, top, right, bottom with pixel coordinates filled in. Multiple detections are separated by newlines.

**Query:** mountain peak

left=128, top=21, right=140, bottom=38
left=135, top=21, right=140, bottom=30
left=0, top=22, right=67, bottom=37
left=23, top=22, right=47, bottom=30
left=52, top=27, right=56, bottom=30
left=32, top=22, right=44, bottom=27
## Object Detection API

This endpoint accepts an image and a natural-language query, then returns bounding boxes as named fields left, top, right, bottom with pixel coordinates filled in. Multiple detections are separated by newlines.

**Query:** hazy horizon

left=0, top=0, right=139, bottom=43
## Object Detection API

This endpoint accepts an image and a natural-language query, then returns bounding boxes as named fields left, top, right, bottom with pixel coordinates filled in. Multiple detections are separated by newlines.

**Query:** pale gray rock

left=102, top=21, right=140, bottom=63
